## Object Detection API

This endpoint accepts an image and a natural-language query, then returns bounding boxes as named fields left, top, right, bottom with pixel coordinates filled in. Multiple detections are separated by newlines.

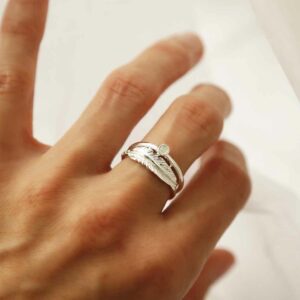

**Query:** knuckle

left=1, top=13, right=41, bottom=42
left=207, top=156, right=251, bottom=208
left=22, top=179, right=63, bottom=205
left=134, top=255, right=175, bottom=297
left=214, top=140, right=246, bottom=160
left=58, top=146, right=87, bottom=171
left=15, top=178, right=64, bottom=229
left=74, top=205, right=129, bottom=253
left=0, top=69, right=32, bottom=96
left=2, top=21, right=39, bottom=42
left=174, top=96, right=223, bottom=137
left=103, top=67, right=151, bottom=107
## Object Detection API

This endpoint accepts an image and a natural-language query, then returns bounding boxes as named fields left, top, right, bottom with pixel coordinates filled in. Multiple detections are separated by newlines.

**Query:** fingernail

left=175, top=32, right=203, bottom=64
left=176, top=32, right=200, bottom=44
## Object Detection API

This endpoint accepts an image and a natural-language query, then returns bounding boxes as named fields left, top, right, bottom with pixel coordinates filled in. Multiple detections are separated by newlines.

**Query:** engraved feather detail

left=136, top=147, right=177, bottom=183
left=125, top=146, right=178, bottom=192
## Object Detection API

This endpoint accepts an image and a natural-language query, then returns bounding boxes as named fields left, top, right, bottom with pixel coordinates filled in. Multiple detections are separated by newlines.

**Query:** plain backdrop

left=0, top=0, right=299, bottom=299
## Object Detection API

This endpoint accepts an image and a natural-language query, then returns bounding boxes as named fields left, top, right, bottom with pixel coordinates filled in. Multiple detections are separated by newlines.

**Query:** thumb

left=183, top=249, right=235, bottom=300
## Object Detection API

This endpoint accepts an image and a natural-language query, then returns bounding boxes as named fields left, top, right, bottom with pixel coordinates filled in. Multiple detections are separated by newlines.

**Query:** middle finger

left=50, top=33, right=203, bottom=174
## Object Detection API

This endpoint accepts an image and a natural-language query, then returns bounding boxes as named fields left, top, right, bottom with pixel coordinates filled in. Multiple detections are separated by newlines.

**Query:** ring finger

left=113, top=84, right=231, bottom=212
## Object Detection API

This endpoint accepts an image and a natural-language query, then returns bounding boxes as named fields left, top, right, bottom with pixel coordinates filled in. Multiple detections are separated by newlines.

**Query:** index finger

left=0, top=0, right=48, bottom=143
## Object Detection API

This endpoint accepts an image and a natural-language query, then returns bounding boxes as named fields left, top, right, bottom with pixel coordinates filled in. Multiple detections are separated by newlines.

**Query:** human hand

left=0, top=1, right=251, bottom=299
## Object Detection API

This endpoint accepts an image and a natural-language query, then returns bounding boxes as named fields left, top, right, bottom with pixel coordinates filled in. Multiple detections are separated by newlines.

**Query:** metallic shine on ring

left=121, top=142, right=184, bottom=198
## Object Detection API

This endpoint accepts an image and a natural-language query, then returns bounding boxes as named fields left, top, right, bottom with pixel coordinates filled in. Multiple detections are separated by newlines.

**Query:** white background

left=0, top=0, right=299, bottom=299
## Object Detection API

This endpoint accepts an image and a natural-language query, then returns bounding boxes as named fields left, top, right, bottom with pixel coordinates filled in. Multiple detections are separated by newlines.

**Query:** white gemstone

left=158, top=144, right=170, bottom=155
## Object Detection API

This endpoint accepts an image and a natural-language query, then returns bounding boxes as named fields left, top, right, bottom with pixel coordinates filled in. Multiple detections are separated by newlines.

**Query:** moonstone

left=158, top=144, right=170, bottom=155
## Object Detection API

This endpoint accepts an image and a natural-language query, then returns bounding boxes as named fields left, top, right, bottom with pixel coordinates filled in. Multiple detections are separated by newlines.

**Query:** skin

left=0, top=1, right=251, bottom=299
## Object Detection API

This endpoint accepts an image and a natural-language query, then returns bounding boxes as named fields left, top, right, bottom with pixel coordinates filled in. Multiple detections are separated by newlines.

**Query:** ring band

left=122, top=142, right=184, bottom=198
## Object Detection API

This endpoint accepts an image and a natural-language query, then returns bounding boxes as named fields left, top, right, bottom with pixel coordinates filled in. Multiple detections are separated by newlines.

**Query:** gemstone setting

left=158, top=144, right=170, bottom=155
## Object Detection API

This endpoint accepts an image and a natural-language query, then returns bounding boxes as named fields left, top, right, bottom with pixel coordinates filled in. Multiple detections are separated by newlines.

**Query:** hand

left=0, top=1, right=251, bottom=299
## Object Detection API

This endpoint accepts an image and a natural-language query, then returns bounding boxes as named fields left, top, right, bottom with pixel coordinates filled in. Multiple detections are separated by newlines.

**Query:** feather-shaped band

left=122, top=142, right=184, bottom=198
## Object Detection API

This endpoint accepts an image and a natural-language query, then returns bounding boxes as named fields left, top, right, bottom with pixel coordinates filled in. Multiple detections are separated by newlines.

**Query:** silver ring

left=122, top=142, right=184, bottom=198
